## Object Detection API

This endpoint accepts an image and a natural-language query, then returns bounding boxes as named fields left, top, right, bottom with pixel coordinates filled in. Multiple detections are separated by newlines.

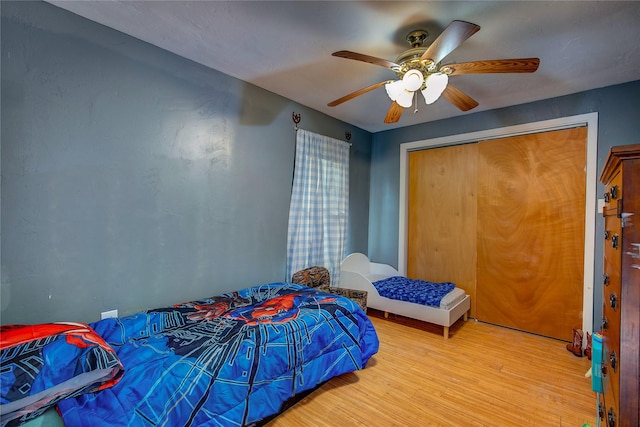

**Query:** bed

left=339, top=253, right=470, bottom=339
left=1, top=282, right=379, bottom=427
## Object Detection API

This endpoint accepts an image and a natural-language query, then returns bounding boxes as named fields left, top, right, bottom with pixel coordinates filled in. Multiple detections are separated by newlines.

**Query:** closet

left=408, top=127, right=587, bottom=341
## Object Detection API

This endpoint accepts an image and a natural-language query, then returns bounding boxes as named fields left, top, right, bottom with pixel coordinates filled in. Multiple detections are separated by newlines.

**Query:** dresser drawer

left=601, top=337, right=620, bottom=419
left=602, top=215, right=621, bottom=289
left=602, top=169, right=622, bottom=214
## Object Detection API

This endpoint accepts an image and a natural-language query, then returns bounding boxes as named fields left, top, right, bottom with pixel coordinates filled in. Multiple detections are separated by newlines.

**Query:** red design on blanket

left=225, top=293, right=337, bottom=326
left=1, top=322, right=102, bottom=350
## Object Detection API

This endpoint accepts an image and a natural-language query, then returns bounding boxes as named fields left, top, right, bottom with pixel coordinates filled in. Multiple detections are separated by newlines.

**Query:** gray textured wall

left=0, top=1, right=372, bottom=324
left=368, top=79, right=640, bottom=330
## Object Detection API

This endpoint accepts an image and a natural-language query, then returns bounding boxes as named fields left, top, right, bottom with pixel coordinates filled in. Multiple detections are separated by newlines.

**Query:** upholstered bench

left=327, top=287, right=368, bottom=313
left=291, top=266, right=368, bottom=313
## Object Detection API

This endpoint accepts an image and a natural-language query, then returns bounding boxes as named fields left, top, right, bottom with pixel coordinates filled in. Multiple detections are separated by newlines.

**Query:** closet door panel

left=408, top=144, right=477, bottom=314
left=476, top=127, right=587, bottom=341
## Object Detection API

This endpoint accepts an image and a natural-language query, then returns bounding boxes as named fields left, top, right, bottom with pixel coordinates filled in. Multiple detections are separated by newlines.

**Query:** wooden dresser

left=598, top=144, right=640, bottom=427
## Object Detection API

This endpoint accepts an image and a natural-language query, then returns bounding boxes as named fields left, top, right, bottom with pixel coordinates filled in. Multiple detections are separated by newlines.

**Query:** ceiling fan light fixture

left=386, top=69, right=424, bottom=108
left=421, top=73, right=449, bottom=104
left=402, top=69, right=424, bottom=91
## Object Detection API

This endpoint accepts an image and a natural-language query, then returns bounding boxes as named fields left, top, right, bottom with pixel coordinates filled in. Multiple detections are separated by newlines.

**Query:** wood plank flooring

left=267, top=310, right=595, bottom=427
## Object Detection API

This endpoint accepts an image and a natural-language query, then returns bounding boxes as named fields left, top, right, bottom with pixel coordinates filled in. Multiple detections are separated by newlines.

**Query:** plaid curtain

left=286, top=129, right=350, bottom=285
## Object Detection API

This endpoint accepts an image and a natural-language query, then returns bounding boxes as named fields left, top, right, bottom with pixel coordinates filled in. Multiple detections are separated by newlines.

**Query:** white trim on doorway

left=398, top=112, right=598, bottom=337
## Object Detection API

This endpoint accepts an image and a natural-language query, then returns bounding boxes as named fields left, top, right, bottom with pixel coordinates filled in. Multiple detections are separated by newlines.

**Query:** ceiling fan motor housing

left=406, top=30, right=428, bottom=48
left=392, top=30, right=441, bottom=88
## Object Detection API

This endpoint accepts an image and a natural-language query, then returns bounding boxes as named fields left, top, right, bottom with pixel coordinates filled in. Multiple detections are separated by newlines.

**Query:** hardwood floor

left=267, top=310, right=595, bottom=427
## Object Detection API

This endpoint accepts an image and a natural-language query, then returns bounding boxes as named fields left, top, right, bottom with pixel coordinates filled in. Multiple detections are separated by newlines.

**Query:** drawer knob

left=607, top=407, right=616, bottom=427
left=611, top=234, right=619, bottom=249
left=609, top=293, right=618, bottom=311
left=603, top=274, right=610, bottom=285
left=610, top=185, right=618, bottom=200
left=609, top=350, right=617, bottom=373
left=602, top=316, right=608, bottom=331
left=604, top=230, right=610, bottom=240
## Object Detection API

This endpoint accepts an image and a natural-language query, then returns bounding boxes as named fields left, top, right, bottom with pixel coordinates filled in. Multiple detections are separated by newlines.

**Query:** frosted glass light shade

left=385, top=80, right=405, bottom=101
left=385, top=70, right=424, bottom=108
left=395, top=89, right=414, bottom=108
left=421, top=73, right=449, bottom=104
left=385, top=80, right=413, bottom=108
left=402, top=69, right=424, bottom=91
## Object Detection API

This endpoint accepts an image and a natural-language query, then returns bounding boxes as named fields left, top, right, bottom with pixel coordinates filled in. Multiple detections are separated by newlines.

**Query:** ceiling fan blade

left=420, top=20, right=480, bottom=64
left=332, top=51, right=400, bottom=69
left=440, top=84, right=479, bottom=111
left=384, top=101, right=404, bottom=123
left=327, top=81, right=391, bottom=107
left=441, top=58, right=540, bottom=75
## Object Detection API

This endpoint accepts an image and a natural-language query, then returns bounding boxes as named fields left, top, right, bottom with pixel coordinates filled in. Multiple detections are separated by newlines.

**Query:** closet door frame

left=398, top=112, right=598, bottom=336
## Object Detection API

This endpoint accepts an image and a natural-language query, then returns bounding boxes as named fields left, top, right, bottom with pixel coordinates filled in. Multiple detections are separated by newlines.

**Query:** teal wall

left=0, top=1, right=372, bottom=324
left=368, top=79, right=640, bottom=330
left=2, top=1, right=637, bottom=331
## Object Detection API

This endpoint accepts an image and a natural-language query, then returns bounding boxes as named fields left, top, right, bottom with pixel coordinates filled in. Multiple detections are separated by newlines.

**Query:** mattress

left=366, top=274, right=466, bottom=310
left=53, top=283, right=379, bottom=426
left=439, top=287, right=467, bottom=310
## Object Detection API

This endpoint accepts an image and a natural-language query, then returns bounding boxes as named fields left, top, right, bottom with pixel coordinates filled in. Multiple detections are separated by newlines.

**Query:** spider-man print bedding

left=0, top=322, right=123, bottom=426
left=56, top=282, right=379, bottom=426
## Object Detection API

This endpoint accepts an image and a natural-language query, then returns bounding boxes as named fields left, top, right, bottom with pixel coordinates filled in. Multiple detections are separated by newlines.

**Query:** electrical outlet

left=597, top=198, right=605, bottom=213
left=101, top=309, right=118, bottom=320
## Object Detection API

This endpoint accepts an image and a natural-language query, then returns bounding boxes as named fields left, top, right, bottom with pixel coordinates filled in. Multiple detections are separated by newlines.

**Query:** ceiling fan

left=327, top=20, right=540, bottom=124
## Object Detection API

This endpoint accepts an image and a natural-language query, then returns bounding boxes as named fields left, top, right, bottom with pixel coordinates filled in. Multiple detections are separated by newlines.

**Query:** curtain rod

left=292, top=112, right=352, bottom=146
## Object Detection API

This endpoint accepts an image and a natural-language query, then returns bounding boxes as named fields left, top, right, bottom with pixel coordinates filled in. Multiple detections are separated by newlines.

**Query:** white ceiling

left=47, top=1, right=640, bottom=133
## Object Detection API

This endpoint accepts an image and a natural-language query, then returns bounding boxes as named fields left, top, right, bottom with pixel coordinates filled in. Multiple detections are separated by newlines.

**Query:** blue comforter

left=373, top=276, right=455, bottom=307
left=57, top=283, right=379, bottom=426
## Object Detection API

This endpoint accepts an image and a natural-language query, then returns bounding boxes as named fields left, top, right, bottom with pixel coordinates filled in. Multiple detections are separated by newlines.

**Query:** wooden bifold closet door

left=408, top=143, right=478, bottom=314
left=408, top=127, right=587, bottom=341
left=476, top=128, right=586, bottom=341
